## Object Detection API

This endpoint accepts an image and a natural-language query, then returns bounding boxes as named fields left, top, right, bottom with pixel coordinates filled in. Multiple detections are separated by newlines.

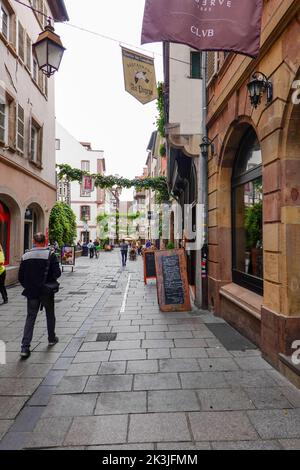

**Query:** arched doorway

left=0, top=201, right=10, bottom=265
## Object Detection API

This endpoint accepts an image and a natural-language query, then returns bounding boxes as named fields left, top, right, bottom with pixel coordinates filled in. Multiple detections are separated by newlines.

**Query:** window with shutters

left=80, top=206, right=91, bottom=221
left=26, top=33, right=31, bottom=71
left=33, top=58, right=38, bottom=83
left=190, top=51, right=202, bottom=79
left=16, top=104, right=24, bottom=153
left=0, top=4, right=8, bottom=39
left=30, top=119, right=42, bottom=166
left=81, top=161, right=90, bottom=172
left=0, top=100, right=6, bottom=143
left=18, top=21, right=25, bottom=61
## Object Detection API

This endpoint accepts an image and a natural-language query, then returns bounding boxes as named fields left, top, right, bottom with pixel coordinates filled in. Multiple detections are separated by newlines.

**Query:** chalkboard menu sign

left=155, top=249, right=191, bottom=312
left=143, top=249, right=157, bottom=284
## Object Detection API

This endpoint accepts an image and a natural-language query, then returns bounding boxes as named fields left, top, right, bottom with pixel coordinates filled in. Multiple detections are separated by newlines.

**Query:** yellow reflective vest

left=0, top=251, right=5, bottom=275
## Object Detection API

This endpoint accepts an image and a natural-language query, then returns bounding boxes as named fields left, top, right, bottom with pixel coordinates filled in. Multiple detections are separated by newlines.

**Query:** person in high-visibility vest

left=0, top=243, right=8, bottom=305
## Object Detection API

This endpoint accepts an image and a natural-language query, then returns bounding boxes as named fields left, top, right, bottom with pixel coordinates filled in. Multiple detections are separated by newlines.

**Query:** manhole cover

left=96, top=333, right=117, bottom=342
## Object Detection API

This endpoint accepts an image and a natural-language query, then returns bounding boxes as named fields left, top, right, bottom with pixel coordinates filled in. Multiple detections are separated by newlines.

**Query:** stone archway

left=0, top=191, right=22, bottom=268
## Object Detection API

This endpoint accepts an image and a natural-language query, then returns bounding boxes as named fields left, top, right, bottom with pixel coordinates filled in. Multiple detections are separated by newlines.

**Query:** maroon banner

left=141, top=0, right=263, bottom=58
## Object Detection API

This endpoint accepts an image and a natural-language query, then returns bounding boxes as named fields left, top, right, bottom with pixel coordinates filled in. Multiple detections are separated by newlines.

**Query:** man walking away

left=19, top=233, right=61, bottom=359
left=120, top=239, right=128, bottom=267
left=87, top=240, right=95, bottom=259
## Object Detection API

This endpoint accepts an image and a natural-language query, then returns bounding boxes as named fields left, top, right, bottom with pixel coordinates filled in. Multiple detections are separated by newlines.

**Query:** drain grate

left=96, top=333, right=117, bottom=342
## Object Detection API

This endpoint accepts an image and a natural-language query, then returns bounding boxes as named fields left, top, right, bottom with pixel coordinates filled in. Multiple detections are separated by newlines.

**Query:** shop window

left=0, top=201, right=10, bottom=265
left=232, top=128, right=263, bottom=295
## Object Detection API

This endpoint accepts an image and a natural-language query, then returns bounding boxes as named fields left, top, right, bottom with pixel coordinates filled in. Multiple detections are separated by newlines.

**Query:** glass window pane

left=234, top=129, right=262, bottom=178
left=234, top=177, right=263, bottom=279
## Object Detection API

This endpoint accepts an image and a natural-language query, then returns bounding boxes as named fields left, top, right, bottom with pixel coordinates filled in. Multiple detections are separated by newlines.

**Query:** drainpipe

left=195, top=52, right=208, bottom=310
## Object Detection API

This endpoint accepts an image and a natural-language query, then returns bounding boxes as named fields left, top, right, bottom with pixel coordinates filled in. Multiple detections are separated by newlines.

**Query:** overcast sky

left=55, top=0, right=164, bottom=200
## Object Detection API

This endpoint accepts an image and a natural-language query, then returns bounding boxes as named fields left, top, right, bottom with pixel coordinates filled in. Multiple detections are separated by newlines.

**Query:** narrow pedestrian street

left=0, top=250, right=299, bottom=450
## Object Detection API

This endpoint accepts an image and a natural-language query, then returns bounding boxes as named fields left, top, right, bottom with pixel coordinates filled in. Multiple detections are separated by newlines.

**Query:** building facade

left=206, top=0, right=300, bottom=382
left=56, top=122, right=106, bottom=243
left=163, top=43, right=203, bottom=291
left=0, top=0, right=68, bottom=284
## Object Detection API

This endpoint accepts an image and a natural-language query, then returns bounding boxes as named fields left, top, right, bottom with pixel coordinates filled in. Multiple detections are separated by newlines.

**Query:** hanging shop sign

left=122, top=47, right=158, bottom=104
left=141, top=0, right=263, bottom=58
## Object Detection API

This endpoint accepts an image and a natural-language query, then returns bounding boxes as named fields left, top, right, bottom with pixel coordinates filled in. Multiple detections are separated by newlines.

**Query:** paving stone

left=145, top=332, right=166, bottom=340
left=212, top=440, right=281, bottom=450
left=134, top=373, right=180, bottom=391
left=156, top=442, right=211, bottom=450
left=94, top=391, right=146, bottom=415
left=65, top=363, right=100, bottom=377
left=279, top=439, right=300, bottom=450
left=234, top=357, right=273, bottom=370
left=43, top=394, right=98, bottom=417
left=73, top=351, right=110, bottom=363
left=10, top=406, right=45, bottom=432
left=98, top=361, right=126, bottom=375
left=165, top=331, right=194, bottom=339
left=25, top=417, right=73, bottom=448
left=52, top=357, right=74, bottom=370
left=244, top=388, right=293, bottom=410
left=0, top=396, right=28, bottom=419
left=171, top=348, right=208, bottom=359
left=108, top=340, right=141, bottom=350
left=116, top=332, right=145, bottom=340
left=189, top=411, right=258, bottom=441
left=247, top=409, right=300, bottom=439
left=0, top=431, right=30, bottom=450
left=174, top=339, right=208, bottom=348
left=111, top=326, right=140, bottom=333
left=198, top=358, right=239, bottom=372
left=28, top=386, right=56, bottom=406
left=140, top=325, right=169, bottom=332
left=64, top=415, right=128, bottom=446
left=127, top=360, right=158, bottom=374
left=18, top=363, right=53, bottom=378
left=0, top=363, right=26, bottom=378
left=42, top=370, right=65, bottom=386
left=87, top=444, right=155, bottom=450
left=110, top=349, right=146, bottom=361
left=0, top=420, right=13, bottom=439
left=85, top=374, right=133, bottom=393
left=159, top=359, right=200, bottom=373
left=224, top=371, right=278, bottom=388
left=206, top=348, right=232, bottom=358
left=27, top=352, right=61, bottom=364
left=197, top=388, right=255, bottom=411
left=148, top=390, right=200, bottom=412
left=54, top=376, right=88, bottom=394
left=181, top=372, right=228, bottom=389
left=128, top=413, right=190, bottom=443
left=142, top=340, right=174, bottom=349
left=79, top=342, right=108, bottom=351
left=0, top=378, right=42, bottom=396
left=147, top=349, right=171, bottom=360
left=280, top=386, right=300, bottom=408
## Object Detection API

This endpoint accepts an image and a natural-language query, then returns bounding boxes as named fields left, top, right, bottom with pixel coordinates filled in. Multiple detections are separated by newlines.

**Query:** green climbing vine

left=57, top=164, right=170, bottom=203
left=156, top=82, right=166, bottom=138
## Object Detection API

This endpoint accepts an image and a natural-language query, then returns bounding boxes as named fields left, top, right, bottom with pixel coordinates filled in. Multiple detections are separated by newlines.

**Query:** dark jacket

left=120, top=243, right=128, bottom=253
left=18, top=247, right=61, bottom=299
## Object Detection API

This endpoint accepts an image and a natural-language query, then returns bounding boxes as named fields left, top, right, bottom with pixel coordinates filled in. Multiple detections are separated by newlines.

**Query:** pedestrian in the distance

left=0, top=243, right=8, bottom=305
left=19, top=233, right=61, bottom=359
left=120, top=239, right=129, bottom=267
left=94, top=239, right=100, bottom=259
left=87, top=240, right=95, bottom=259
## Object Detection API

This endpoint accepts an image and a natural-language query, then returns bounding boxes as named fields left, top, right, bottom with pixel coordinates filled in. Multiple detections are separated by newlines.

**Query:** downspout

left=195, top=52, right=208, bottom=310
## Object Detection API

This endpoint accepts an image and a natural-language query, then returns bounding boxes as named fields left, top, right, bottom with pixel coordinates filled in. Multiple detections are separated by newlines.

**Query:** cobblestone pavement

left=0, top=251, right=300, bottom=450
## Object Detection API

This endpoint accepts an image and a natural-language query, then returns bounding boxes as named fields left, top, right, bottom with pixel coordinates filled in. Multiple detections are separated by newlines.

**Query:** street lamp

left=247, top=72, right=273, bottom=109
left=33, top=21, right=66, bottom=77
left=200, top=137, right=215, bottom=158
